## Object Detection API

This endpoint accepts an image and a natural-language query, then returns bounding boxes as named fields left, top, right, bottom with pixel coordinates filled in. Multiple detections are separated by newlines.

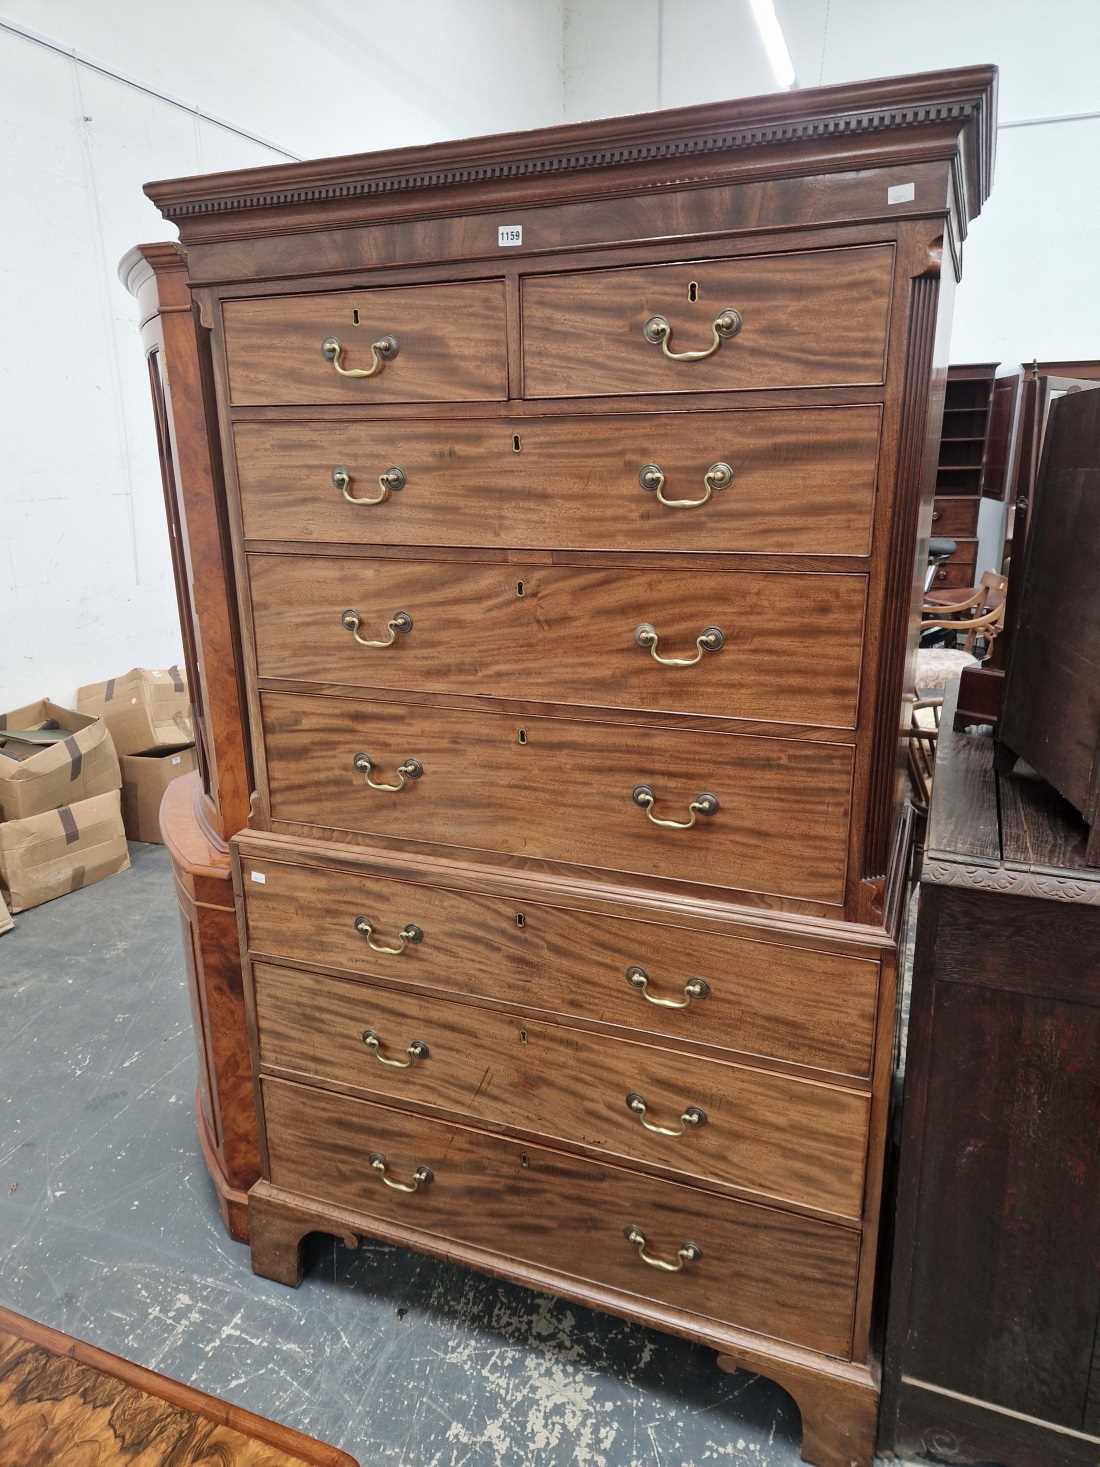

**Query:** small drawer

left=521, top=246, right=894, bottom=399
left=930, top=499, right=979, bottom=537
left=254, top=962, right=870, bottom=1218
left=233, top=405, right=882, bottom=556
left=262, top=1077, right=860, bottom=1357
left=240, top=858, right=880, bottom=1077
left=259, top=693, right=854, bottom=904
left=248, top=555, right=867, bottom=729
left=943, top=537, right=978, bottom=567
left=929, top=562, right=977, bottom=590
left=222, top=282, right=507, bottom=406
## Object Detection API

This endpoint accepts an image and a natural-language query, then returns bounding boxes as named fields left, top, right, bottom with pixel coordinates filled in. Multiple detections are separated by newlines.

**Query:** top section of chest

left=146, top=66, right=996, bottom=300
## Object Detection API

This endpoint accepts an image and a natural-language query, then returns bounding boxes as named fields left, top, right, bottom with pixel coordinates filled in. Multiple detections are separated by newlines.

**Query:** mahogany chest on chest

left=140, top=66, right=996, bottom=1467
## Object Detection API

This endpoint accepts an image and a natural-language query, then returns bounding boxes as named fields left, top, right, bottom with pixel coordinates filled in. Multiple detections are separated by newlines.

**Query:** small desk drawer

left=249, top=556, right=867, bottom=729
left=260, top=693, right=853, bottom=903
left=240, top=858, right=879, bottom=1077
left=521, top=246, right=894, bottom=399
left=233, top=406, right=882, bottom=556
left=262, top=1077, right=860, bottom=1357
left=254, top=962, right=870, bottom=1217
left=222, top=282, right=508, bottom=406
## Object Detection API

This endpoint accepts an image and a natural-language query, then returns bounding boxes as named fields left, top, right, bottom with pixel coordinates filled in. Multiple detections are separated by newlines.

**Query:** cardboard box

left=0, top=789, right=130, bottom=914
left=0, top=698, right=122, bottom=821
left=77, top=666, right=193, bottom=756
left=120, top=745, right=197, bottom=844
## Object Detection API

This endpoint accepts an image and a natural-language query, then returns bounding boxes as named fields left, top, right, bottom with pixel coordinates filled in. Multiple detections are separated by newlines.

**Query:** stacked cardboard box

left=78, top=667, right=195, bottom=845
left=0, top=699, right=129, bottom=913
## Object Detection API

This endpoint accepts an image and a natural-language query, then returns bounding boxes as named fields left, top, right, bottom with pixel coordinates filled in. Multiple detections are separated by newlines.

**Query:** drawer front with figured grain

left=240, top=857, right=880, bottom=1077
left=222, top=282, right=507, bottom=406
left=262, top=1077, right=860, bottom=1356
left=233, top=406, right=882, bottom=555
left=260, top=693, right=854, bottom=903
left=522, top=246, right=894, bottom=399
left=249, top=556, right=866, bottom=728
left=254, top=962, right=870, bottom=1217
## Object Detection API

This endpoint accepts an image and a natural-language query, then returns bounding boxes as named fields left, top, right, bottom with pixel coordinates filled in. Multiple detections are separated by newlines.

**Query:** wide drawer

left=254, top=962, right=869, bottom=1217
left=222, top=282, right=507, bottom=406
left=260, top=693, right=854, bottom=903
left=262, top=1077, right=860, bottom=1356
left=249, top=556, right=866, bottom=728
left=522, top=246, right=894, bottom=399
left=232, top=406, right=882, bottom=555
left=239, top=856, right=879, bottom=1077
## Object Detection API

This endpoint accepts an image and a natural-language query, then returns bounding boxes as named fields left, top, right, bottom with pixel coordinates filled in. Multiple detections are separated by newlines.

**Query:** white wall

left=563, top=0, right=1100, bottom=365
left=0, top=2, right=566, bottom=710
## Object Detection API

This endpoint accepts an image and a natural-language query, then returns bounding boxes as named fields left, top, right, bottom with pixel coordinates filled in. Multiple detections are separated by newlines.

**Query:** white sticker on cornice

left=497, top=224, right=523, bottom=247
left=888, top=182, right=916, bottom=204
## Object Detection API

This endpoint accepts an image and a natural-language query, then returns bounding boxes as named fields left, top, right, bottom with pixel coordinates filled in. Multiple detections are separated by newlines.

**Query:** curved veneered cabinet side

left=120, top=242, right=258, bottom=1240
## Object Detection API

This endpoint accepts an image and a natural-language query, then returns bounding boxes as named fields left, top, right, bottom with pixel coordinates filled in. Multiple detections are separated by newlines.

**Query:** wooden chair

left=922, top=570, right=1007, bottom=620
left=906, top=697, right=943, bottom=877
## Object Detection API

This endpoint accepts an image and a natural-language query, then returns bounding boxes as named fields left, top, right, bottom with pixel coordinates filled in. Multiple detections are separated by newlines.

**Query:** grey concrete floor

left=0, top=845, right=897, bottom=1466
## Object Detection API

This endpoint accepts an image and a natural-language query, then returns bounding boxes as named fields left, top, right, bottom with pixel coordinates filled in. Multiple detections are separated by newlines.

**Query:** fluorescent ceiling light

left=748, top=0, right=797, bottom=90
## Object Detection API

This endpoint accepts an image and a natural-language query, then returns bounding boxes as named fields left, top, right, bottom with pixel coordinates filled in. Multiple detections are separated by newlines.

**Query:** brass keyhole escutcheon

left=517, top=728, right=528, bottom=745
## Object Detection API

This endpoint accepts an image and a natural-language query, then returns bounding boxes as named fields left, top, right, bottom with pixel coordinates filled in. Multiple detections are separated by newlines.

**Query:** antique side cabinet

left=133, top=68, right=996, bottom=1467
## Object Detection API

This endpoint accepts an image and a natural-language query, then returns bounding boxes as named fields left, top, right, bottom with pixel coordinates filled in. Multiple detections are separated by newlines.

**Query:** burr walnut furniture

left=881, top=680, right=1100, bottom=1465
left=141, top=67, right=997, bottom=1467
left=0, top=1305, right=358, bottom=1465
left=121, top=244, right=259, bottom=1241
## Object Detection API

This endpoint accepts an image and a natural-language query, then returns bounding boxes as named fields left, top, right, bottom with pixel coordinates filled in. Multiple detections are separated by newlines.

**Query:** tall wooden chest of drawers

left=140, top=67, right=996, bottom=1467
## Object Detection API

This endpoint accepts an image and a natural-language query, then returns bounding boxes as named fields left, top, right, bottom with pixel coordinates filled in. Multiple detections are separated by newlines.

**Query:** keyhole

left=352, top=307, right=361, bottom=325
left=516, top=728, right=528, bottom=745
left=516, top=580, right=525, bottom=597
left=520, top=1152, right=530, bottom=1168
left=515, top=912, right=526, bottom=927
left=512, top=434, right=522, bottom=453
left=688, top=281, right=699, bottom=303
left=519, top=1029, right=529, bottom=1044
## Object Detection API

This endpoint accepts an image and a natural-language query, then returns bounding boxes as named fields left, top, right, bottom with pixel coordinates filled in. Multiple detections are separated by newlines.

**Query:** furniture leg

left=716, top=1351, right=878, bottom=1467
left=248, top=1181, right=358, bottom=1287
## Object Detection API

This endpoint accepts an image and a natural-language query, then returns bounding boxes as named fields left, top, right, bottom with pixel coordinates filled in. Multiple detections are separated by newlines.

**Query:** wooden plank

left=998, top=761, right=1097, bottom=876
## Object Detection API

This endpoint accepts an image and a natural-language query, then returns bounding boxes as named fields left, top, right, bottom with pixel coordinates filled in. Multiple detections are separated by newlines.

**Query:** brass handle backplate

left=352, top=753, right=423, bottom=791
left=639, top=461, right=733, bottom=509
left=642, top=309, right=742, bottom=361
left=624, top=1225, right=702, bottom=1273
left=341, top=608, right=413, bottom=648
left=322, top=334, right=398, bottom=379
left=634, top=623, right=725, bottom=666
left=625, top=966, right=710, bottom=1009
left=354, top=915, right=423, bottom=953
left=333, top=465, right=406, bottom=506
left=361, top=1029, right=429, bottom=1067
left=626, top=1091, right=707, bottom=1137
left=632, top=785, right=719, bottom=829
left=368, top=1152, right=433, bottom=1193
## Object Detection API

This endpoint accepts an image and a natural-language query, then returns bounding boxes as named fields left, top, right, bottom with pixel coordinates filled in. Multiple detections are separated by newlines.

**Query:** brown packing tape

left=64, top=734, right=83, bottom=780
left=105, top=678, right=115, bottom=701
left=58, top=806, right=79, bottom=845
left=70, top=865, right=85, bottom=892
